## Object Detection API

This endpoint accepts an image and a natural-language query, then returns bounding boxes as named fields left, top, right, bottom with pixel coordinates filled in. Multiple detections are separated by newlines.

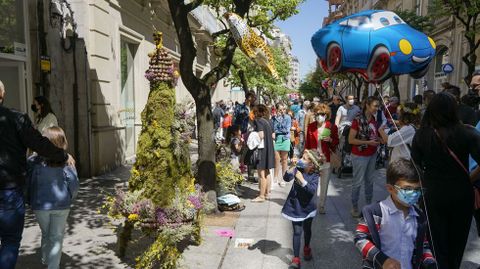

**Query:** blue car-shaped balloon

left=311, top=10, right=436, bottom=82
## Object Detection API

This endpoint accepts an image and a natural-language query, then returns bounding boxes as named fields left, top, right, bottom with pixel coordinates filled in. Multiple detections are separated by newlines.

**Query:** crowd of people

left=0, top=80, right=79, bottom=269
left=214, top=72, right=480, bottom=269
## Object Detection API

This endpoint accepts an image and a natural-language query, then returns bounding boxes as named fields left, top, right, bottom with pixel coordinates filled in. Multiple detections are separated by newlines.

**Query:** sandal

left=251, top=196, right=266, bottom=203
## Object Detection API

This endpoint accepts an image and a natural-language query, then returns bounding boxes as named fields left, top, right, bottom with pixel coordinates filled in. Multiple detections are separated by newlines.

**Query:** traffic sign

left=442, top=64, right=454, bottom=74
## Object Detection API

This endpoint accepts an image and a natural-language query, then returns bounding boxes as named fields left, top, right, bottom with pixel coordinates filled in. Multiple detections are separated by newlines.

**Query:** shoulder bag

left=434, top=129, right=480, bottom=210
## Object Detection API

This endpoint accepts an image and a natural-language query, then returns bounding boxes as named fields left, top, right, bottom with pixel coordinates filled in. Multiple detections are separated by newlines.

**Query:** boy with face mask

left=354, top=159, right=437, bottom=269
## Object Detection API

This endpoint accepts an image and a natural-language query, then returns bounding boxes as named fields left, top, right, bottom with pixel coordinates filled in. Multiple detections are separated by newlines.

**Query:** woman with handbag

left=251, top=104, right=275, bottom=202
left=304, top=103, right=339, bottom=214
left=411, top=92, right=480, bottom=269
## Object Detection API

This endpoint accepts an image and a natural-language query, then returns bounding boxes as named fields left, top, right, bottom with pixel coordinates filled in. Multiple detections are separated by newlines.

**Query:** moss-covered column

left=128, top=32, right=191, bottom=207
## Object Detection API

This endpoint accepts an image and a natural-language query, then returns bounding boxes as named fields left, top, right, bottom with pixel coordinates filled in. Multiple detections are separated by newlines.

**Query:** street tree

left=229, top=46, right=292, bottom=103
left=299, top=65, right=326, bottom=100
left=430, top=0, right=480, bottom=85
left=165, top=0, right=303, bottom=202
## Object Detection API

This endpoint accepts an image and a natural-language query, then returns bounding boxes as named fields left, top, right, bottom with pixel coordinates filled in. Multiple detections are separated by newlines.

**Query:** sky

left=276, top=0, right=329, bottom=81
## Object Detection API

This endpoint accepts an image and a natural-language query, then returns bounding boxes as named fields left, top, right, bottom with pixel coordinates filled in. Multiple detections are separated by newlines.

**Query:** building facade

left=0, top=0, right=243, bottom=177
left=270, top=27, right=301, bottom=90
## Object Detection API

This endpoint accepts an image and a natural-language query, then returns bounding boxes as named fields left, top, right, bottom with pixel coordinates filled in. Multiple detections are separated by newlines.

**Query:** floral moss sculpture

left=106, top=32, right=209, bottom=269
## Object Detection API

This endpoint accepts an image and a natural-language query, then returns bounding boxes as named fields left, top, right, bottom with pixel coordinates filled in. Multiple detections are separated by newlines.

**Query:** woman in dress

left=412, top=92, right=480, bottom=269
left=251, top=104, right=275, bottom=202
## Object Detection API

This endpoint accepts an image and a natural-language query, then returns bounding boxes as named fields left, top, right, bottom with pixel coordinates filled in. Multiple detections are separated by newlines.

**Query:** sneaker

left=317, top=206, right=326, bottom=214
left=279, top=182, right=286, bottom=187
left=289, top=257, right=301, bottom=269
left=351, top=208, right=361, bottom=218
left=303, top=246, right=312, bottom=261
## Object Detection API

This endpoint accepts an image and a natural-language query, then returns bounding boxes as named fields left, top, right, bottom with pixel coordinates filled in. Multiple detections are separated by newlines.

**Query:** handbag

left=435, top=129, right=480, bottom=210
left=244, top=147, right=259, bottom=166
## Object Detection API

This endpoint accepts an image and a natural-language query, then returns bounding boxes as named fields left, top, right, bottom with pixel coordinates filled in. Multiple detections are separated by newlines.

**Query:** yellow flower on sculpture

left=128, top=213, right=139, bottom=222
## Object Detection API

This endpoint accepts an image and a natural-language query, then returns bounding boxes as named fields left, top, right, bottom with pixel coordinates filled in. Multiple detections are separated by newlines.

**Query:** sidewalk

left=181, top=168, right=480, bottom=269
left=16, top=165, right=480, bottom=268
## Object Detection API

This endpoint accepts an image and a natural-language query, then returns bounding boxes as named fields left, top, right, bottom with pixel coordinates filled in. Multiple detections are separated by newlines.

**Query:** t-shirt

left=351, top=117, right=378, bottom=156
left=337, top=105, right=361, bottom=126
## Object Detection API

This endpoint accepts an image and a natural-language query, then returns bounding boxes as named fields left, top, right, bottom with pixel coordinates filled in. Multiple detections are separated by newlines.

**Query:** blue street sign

left=442, top=64, right=454, bottom=74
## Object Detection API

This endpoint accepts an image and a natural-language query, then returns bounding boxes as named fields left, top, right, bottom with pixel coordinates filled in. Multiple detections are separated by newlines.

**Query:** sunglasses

left=316, top=113, right=327, bottom=116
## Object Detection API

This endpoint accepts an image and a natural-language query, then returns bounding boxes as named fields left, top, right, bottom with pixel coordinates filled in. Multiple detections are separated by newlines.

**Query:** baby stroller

left=337, top=125, right=353, bottom=179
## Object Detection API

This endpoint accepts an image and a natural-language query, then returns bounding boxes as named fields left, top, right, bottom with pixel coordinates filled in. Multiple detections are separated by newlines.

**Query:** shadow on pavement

left=248, top=239, right=292, bottom=265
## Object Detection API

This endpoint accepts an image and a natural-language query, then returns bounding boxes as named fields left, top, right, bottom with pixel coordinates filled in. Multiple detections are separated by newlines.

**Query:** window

left=120, top=39, right=137, bottom=157
left=371, top=11, right=405, bottom=30
left=434, top=46, right=448, bottom=76
left=380, top=17, right=390, bottom=26
left=0, top=0, right=25, bottom=55
left=347, top=16, right=371, bottom=28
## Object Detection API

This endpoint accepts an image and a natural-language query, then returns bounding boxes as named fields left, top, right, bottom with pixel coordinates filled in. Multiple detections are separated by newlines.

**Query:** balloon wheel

left=328, top=46, right=341, bottom=72
left=320, top=59, right=329, bottom=73
left=371, top=53, right=390, bottom=81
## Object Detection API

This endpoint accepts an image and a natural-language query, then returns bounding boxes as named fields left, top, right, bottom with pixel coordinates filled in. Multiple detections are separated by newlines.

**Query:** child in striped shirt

left=354, top=159, right=436, bottom=269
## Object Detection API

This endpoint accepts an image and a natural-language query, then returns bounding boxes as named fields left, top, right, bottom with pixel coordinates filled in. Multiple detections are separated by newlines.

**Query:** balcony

left=328, top=0, right=344, bottom=6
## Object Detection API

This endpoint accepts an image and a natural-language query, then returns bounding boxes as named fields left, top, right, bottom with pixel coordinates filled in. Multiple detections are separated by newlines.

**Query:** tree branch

left=212, top=29, right=230, bottom=38
left=167, top=0, right=202, bottom=97
left=249, top=13, right=280, bottom=28
left=185, top=0, right=204, bottom=12
left=232, top=62, right=249, bottom=93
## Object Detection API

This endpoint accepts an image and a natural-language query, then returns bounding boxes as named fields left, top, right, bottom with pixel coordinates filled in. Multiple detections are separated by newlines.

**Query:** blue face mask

left=296, top=159, right=307, bottom=172
left=394, top=186, right=421, bottom=206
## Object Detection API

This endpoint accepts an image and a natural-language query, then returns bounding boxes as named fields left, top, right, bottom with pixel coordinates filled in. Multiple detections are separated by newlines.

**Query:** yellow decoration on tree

left=223, top=12, right=279, bottom=79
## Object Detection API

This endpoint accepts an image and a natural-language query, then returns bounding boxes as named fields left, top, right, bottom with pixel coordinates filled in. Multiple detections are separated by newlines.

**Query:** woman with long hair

left=304, top=103, right=339, bottom=214
left=412, top=92, right=480, bottom=269
left=31, top=96, right=58, bottom=133
left=348, top=96, right=387, bottom=217
left=272, top=103, right=292, bottom=187
left=383, top=102, right=421, bottom=162
left=251, top=104, right=275, bottom=202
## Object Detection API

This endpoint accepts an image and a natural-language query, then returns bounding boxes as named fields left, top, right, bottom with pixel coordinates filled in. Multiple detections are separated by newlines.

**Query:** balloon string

left=374, top=83, right=439, bottom=269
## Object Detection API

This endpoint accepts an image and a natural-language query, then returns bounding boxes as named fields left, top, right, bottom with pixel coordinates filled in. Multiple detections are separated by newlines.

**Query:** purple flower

left=188, top=196, right=202, bottom=210
left=156, top=208, right=168, bottom=225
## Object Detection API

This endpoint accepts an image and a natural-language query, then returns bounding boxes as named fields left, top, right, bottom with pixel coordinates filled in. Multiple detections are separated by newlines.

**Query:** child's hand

left=294, top=170, right=305, bottom=185
left=382, top=258, right=401, bottom=269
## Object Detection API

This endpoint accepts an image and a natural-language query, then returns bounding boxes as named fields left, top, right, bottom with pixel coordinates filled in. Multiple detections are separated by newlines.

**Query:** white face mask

left=316, top=115, right=326, bottom=123
left=348, top=99, right=355, bottom=105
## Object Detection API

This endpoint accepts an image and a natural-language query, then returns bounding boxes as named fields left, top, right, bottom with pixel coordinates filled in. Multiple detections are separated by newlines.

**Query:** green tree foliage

left=165, top=0, right=304, bottom=205
left=430, top=0, right=480, bottom=84
left=229, top=47, right=291, bottom=99
left=299, top=65, right=328, bottom=100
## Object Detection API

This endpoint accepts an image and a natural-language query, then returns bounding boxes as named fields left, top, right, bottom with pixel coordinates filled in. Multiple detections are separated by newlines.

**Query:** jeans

left=351, top=153, right=377, bottom=209
left=0, top=188, right=25, bottom=269
left=34, top=209, right=70, bottom=269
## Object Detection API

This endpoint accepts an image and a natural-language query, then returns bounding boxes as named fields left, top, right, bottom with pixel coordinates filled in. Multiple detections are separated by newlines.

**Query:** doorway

left=0, top=60, right=27, bottom=112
